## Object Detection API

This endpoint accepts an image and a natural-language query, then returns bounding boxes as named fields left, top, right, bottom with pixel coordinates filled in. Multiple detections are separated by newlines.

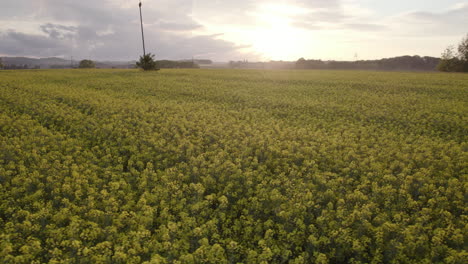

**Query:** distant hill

left=1, top=57, right=70, bottom=69
left=0, top=57, right=209, bottom=69
left=0, top=57, right=136, bottom=69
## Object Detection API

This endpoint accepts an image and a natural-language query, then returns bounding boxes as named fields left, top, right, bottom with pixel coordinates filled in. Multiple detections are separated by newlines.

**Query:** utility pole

left=139, top=0, right=146, bottom=57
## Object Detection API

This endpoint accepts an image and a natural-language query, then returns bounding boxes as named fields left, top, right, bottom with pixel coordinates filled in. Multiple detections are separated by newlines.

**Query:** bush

left=136, top=53, right=159, bottom=71
left=437, top=58, right=463, bottom=72
left=79, top=60, right=96, bottom=69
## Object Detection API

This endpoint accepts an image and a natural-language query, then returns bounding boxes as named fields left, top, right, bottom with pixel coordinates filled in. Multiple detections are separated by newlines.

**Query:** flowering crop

left=0, top=69, right=467, bottom=263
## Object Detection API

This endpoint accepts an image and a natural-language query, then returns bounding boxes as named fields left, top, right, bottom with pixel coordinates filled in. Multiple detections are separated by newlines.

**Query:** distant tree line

left=194, top=59, right=212, bottom=65
left=50, top=65, right=71, bottom=69
left=296, top=56, right=440, bottom=71
left=1, top=64, right=41, bottom=70
left=229, top=60, right=249, bottom=68
left=229, top=60, right=295, bottom=69
left=157, top=60, right=199, bottom=69
left=1, top=59, right=96, bottom=70
left=136, top=53, right=199, bottom=71
left=437, top=34, right=468, bottom=72
left=0, top=57, right=41, bottom=70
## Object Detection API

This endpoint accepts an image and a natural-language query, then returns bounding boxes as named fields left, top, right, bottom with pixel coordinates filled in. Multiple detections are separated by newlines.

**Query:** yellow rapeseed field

left=0, top=69, right=467, bottom=263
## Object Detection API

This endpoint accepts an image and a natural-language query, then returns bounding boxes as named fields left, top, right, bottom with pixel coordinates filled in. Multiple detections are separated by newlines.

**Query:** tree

left=0, top=58, right=3, bottom=69
left=437, top=46, right=460, bottom=72
left=457, top=34, right=468, bottom=71
left=458, top=34, right=468, bottom=61
left=296, top=58, right=307, bottom=69
left=438, top=34, right=468, bottom=72
left=136, top=53, right=159, bottom=71
left=79, top=60, right=96, bottom=69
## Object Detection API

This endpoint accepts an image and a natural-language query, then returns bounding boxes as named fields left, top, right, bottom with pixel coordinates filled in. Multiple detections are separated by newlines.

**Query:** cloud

left=0, top=0, right=249, bottom=61
left=156, top=21, right=203, bottom=31
left=289, top=3, right=385, bottom=32
left=0, top=26, right=249, bottom=61
left=193, top=0, right=342, bottom=26
left=0, top=30, right=70, bottom=57
left=0, top=0, right=42, bottom=19
left=405, top=3, right=468, bottom=23
left=0, top=0, right=466, bottom=61
left=390, top=3, right=468, bottom=37
left=343, top=23, right=387, bottom=31
left=212, top=0, right=380, bottom=33
left=40, top=23, right=78, bottom=39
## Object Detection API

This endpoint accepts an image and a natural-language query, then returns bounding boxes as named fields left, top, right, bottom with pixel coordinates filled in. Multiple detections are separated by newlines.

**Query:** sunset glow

left=0, top=0, right=467, bottom=61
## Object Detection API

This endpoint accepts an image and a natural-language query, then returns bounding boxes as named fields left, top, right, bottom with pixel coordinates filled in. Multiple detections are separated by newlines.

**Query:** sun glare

left=249, top=4, right=308, bottom=60
left=249, top=19, right=303, bottom=60
left=193, top=2, right=313, bottom=60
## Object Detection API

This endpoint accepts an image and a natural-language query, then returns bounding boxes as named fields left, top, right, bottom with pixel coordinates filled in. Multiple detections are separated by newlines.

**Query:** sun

left=248, top=5, right=308, bottom=60
left=250, top=23, right=303, bottom=60
left=193, top=3, right=313, bottom=61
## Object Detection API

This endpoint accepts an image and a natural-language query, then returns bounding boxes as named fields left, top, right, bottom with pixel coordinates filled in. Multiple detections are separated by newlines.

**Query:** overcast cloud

left=0, top=0, right=467, bottom=61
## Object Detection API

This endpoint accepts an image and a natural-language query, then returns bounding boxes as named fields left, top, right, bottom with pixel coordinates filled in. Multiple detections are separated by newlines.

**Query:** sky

left=0, top=0, right=467, bottom=61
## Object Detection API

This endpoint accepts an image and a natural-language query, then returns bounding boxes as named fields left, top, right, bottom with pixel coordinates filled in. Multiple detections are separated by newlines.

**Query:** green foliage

left=0, top=58, right=3, bottom=69
left=0, top=69, right=467, bottom=263
left=79, top=59, right=96, bottom=69
left=458, top=34, right=468, bottom=72
left=438, top=34, right=468, bottom=72
left=136, top=53, right=159, bottom=71
left=458, top=34, right=468, bottom=62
